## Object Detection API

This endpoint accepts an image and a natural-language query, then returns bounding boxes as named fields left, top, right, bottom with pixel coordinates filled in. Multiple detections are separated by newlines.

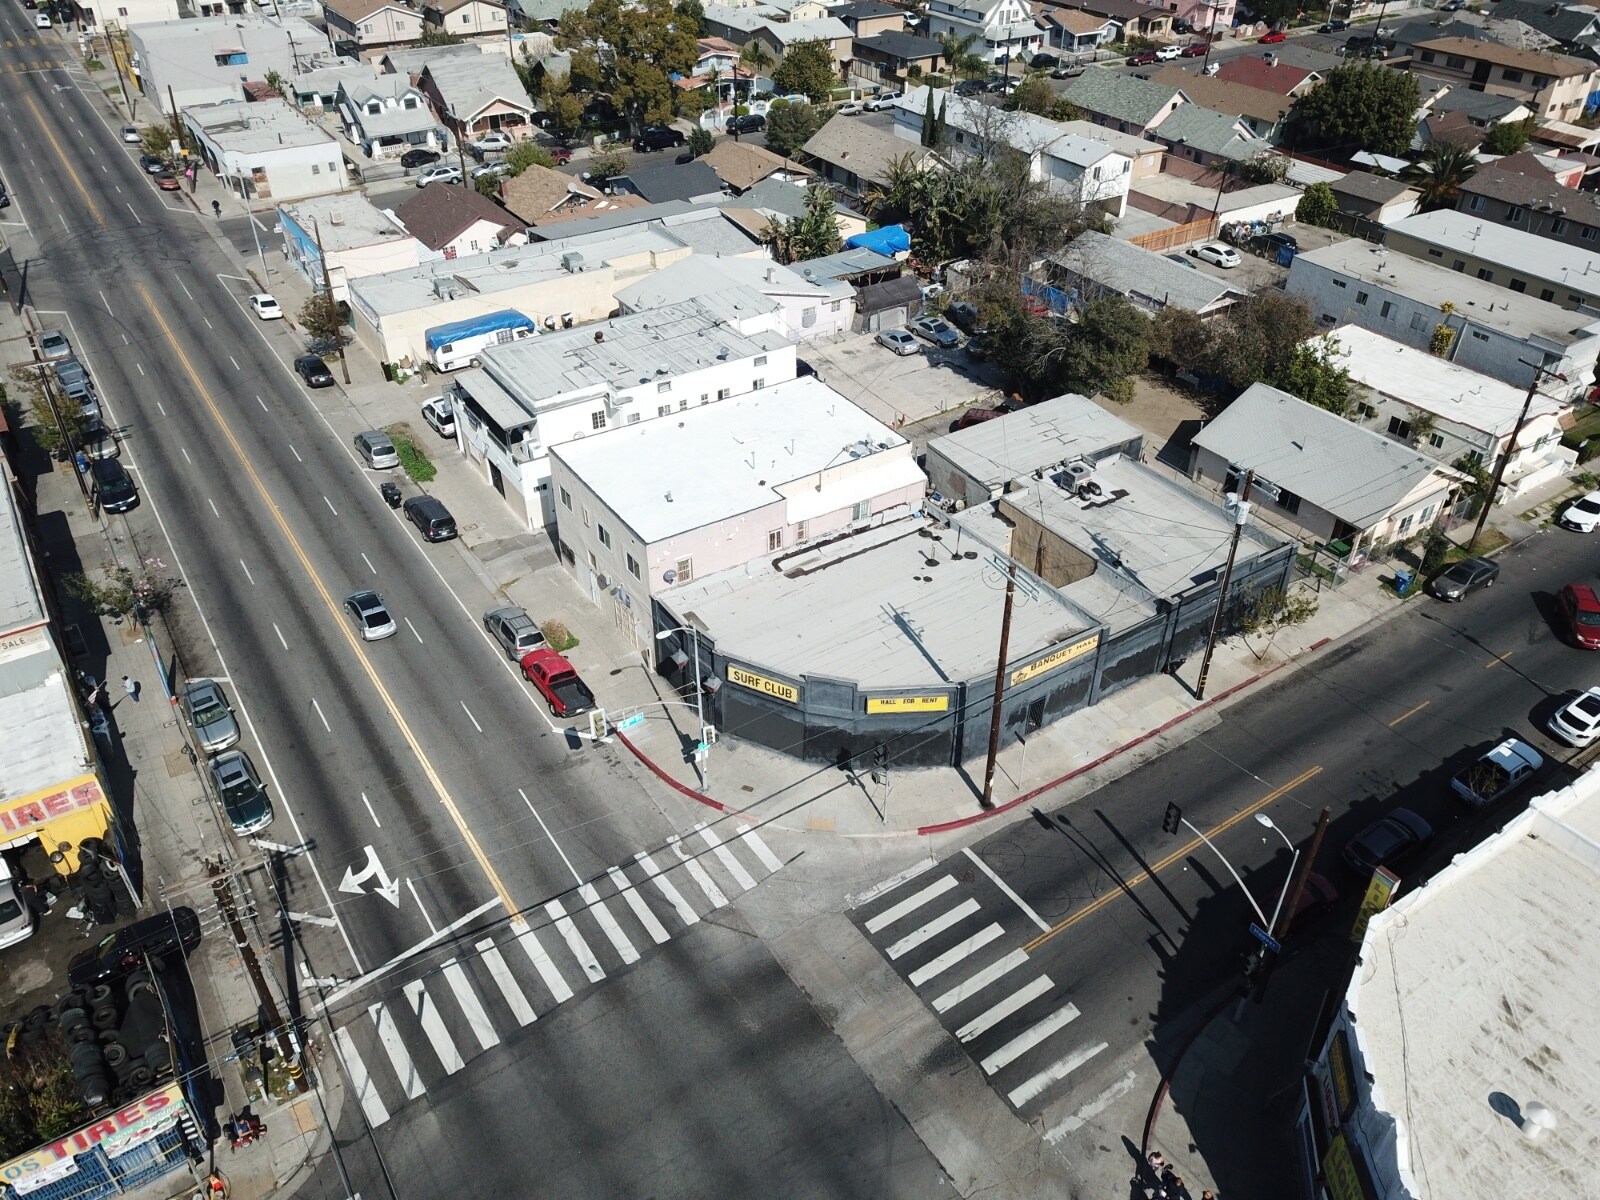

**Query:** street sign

left=616, top=711, right=645, bottom=731
left=1249, top=923, right=1281, bottom=954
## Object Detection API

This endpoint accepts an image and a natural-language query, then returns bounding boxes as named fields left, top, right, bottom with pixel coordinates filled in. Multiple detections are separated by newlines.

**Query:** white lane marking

left=695, top=823, right=756, bottom=891
left=403, top=980, right=464, bottom=1074
left=272, top=623, right=288, bottom=650
left=607, top=865, right=670, bottom=946
left=849, top=857, right=939, bottom=908
left=178, top=278, right=193, bottom=300
left=361, top=552, right=376, bottom=574
left=460, top=701, right=482, bottom=733
left=98, top=290, right=111, bottom=315
left=908, top=923, right=1005, bottom=989
left=962, top=847, right=1050, bottom=932
left=332, top=1027, right=389, bottom=1128
left=886, top=898, right=980, bottom=961
left=207, top=498, right=219, bottom=518
left=361, top=792, right=380, bottom=828
left=441, top=959, right=499, bottom=1051
left=323, top=494, right=337, bottom=516
left=310, top=698, right=330, bottom=732
left=179, top=446, right=191, bottom=464
left=406, top=879, right=436, bottom=933
left=152, top=396, right=161, bottom=410
left=865, top=875, right=957, bottom=934
left=238, top=559, right=254, bottom=585
left=124, top=202, right=140, bottom=224
left=369, top=1001, right=425, bottom=1099
left=290, top=444, right=301, bottom=462
left=476, top=938, right=536, bottom=1027
left=1008, top=1041, right=1108, bottom=1109
left=933, top=948, right=1029, bottom=1014
left=521, top=790, right=583, bottom=885
left=578, top=883, right=639, bottom=964
left=511, top=920, right=573, bottom=1004
left=544, top=898, right=605, bottom=983
left=956, top=976, right=1053, bottom=1043
left=981, top=1002, right=1081, bottom=1074
left=320, top=900, right=500, bottom=1010
left=634, top=850, right=698, bottom=926
left=1044, top=1070, right=1140, bottom=1142
left=203, top=318, right=214, bottom=330
left=405, top=618, right=422, bottom=643
left=668, top=834, right=727, bottom=909
left=256, top=395, right=267, bottom=412
left=229, top=355, right=239, bottom=370
left=736, top=824, right=783, bottom=873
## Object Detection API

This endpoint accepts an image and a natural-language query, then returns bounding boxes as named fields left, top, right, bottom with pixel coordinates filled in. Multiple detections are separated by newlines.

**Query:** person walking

left=122, top=675, right=140, bottom=703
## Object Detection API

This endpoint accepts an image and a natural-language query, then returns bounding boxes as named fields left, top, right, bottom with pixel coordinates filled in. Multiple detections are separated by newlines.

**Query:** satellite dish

left=663, top=568, right=678, bottom=583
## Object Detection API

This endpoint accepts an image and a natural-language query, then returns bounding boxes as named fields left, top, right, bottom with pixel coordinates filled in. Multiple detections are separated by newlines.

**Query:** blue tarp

left=424, top=309, right=535, bottom=351
left=845, top=225, right=910, bottom=255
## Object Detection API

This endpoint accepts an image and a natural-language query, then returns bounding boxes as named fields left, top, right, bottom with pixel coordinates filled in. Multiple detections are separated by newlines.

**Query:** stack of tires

left=69, top=838, right=120, bottom=924
left=47, top=970, right=172, bottom=1109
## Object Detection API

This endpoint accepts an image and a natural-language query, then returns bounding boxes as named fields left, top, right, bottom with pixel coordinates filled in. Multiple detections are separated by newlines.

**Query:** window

left=699, top=393, right=709, bottom=404
left=675, top=557, right=693, bottom=583
left=626, top=553, right=641, bottom=579
left=1585, top=226, right=1599, bottom=242
left=657, top=404, right=671, bottom=418
left=1541, top=288, right=1556, bottom=302
left=367, top=100, right=383, bottom=114
left=657, top=381, right=671, bottom=393
left=312, top=164, right=321, bottom=175
left=1477, top=268, right=1493, bottom=282
left=1388, top=415, right=1412, bottom=441
left=1552, top=218, right=1568, bottom=236
left=1380, top=300, right=1394, bottom=319
left=1356, top=402, right=1377, bottom=419
left=1398, top=513, right=1415, bottom=535
left=1355, top=290, right=1369, bottom=305
left=581, top=506, right=590, bottom=527
left=767, top=529, right=783, bottom=551
left=752, top=378, right=764, bottom=390
left=1502, top=68, right=1524, bottom=83
left=1466, top=195, right=1485, bottom=212
left=1572, top=294, right=1586, bottom=306
left=403, top=96, right=417, bottom=108
left=1506, top=206, right=1524, bottom=223
left=626, top=413, right=640, bottom=424
left=852, top=499, right=871, bottom=522
left=829, top=300, right=841, bottom=313
left=1532, top=74, right=1549, bottom=87
left=591, top=411, right=607, bottom=430
left=1445, top=55, right=1466, bottom=69
left=678, top=399, right=688, bottom=410
left=1428, top=432, right=1445, bottom=449
left=1421, top=504, right=1437, bottom=525
left=1462, top=449, right=1483, bottom=466
left=1420, top=50, right=1435, bottom=63
left=1410, top=313, right=1426, bottom=330
left=560, top=486, right=572, bottom=510
left=1427, top=248, right=1443, bottom=258
left=1450, top=260, right=1465, bottom=272
left=754, top=356, right=767, bottom=367
left=802, top=306, right=818, bottom=328
left=1471, top=329, right=1489, bottom=341
left=598, top=525, right=612, bottom=548
left=1276, top=489, right=1302, bottom=515
left=716, top=387, right=731, bottom=400
left=1510, top=279, right=1526, bottom=293
left=795, top=521, right=807, bottom=541
left=1333, top=279, right=1347, bottom=289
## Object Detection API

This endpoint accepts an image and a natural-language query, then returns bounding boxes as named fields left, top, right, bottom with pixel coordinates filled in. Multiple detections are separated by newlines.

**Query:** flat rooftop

left=186, top=99, right=335, bottom=153
left=666, top=515, right=1093, bottom=687
left=280, top=193, right=407, bottom=250
left=551, top=377, right=922, bottom=543
left=0, top=672, right=89, bottom=800
left=1131, top=174, right=1298, bottom=216
left=0, top=479, right=44, bottom=636
left=1351, top=773, right=1600, bottom=1200
left=1388, top=208, right=1600, bottom=298
left=927, top=392, right=1142, bottom=495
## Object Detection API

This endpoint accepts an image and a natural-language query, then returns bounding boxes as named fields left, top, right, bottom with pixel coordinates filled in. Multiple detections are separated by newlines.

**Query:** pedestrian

left=122, top=675, right=140, bottom=702
left=1146, top=1151, right=1165, bottom=1175
left=212, top=198, right=221, bottom=219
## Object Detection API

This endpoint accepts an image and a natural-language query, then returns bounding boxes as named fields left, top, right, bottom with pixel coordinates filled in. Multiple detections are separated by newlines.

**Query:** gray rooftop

left=1056, top=119, right=1164, bottom=160
left=419, top=53, right=527, bottom=119
left=794, top=247, right=899, bottom=282
left=617, top=160, right=725, bottom=204
left=1059, top=69, right=1182, bottom=129
left=1331, top=170, right=1417, bottom=204
left=855, top=30, right=945, bottom=59
left=291, top=62, right=369, bottom=97
left=926, top=393, right=1143, bottom=495
left=1423, top=81, right=1530, bottom=123
left=802, top=112, right=934, bottom=189
left=449, top=365, right=532, bottom=432
left=0, top=474, right=44, bottom=637
left=129, top=13, right=323, bottom=46
left=1387, top=207, right=1600, bottom=292
left=1191, top=382, right=1442, bottom=527
left=615, top=254, right=850, bottom=310
left=1049, top=230, right=1248, bottom=315
left=382, top=42, right=488, bottom=79
left=279, top=194, right=409, bottom=250
left=184, top=99, right=336, bottom=153
left=532, top=202, right=760, bottom=255
left=1149, top=103, right=1270, bottom=162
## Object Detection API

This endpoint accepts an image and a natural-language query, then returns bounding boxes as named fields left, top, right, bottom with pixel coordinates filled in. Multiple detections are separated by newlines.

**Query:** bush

left=541, top=619, right=579, bottom=651
left=385, top=429, right=437, bottom=483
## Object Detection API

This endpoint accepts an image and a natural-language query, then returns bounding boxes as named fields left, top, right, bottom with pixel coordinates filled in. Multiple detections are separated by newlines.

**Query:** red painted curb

left=614, top=730, right=728, bottom=813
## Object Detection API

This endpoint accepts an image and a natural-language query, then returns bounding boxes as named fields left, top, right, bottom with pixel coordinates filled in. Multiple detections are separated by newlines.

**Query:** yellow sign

left=1321, top=1134, right=1368, bottom=1200
left=0, top=774, right=106, bottom=837
left=1350, top=866, right=1399, bottom=945
left=866, top=695, right=950, bottom=714
left=1009, top=633, right=1100, bottom=687
left=727, top=664, right=799, bottom=704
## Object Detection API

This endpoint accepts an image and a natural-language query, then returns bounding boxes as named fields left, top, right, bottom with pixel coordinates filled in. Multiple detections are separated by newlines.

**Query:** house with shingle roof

left=1149, top=103, right=1272, bottom=165
left=1057, top=69, right=1186, bottom=137
left=832, top=0, right=905, bottom=37
left=1487, top=0, right=1600, bottom=47
left=612, top=160, right=727, bottom=204
left=1151, top=65, right=1295, bottom=141
left=422, top=0, right=508, bottom=39
left=1455, top=152, right=1600, bottom=250
left=1031, top=3, right=1117, bottom=51
left=800, top=113, right=939, bottom=201
left=336, top=73, right=441, bottom=159
left=699, top=140, right=811, bottom=193
left=322, top=0, right=425, bottom=49
left=417, top=53, right=534, bottom=144
left=1043, top=230, right=1248, bottom=318
left=393, top=184, right=526, bottom=257
left=1328, top=171, right=1420, bottom=225
left=1067, top=0, right=1175, bottom=40
left=926, top=0, right=1046, bottom=65
left=853, top=31, right=946, bottom=84
left=498, top=163, right=605, bottom=224
left=1417, top=80, right=1534, bottom=129
left=1409, top=36, right=1600, bottom=122
left=1212, top=55, right=1318, bottom=96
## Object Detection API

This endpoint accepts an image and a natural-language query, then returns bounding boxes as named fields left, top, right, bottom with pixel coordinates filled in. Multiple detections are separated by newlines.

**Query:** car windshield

left=220, top=771, right=258, bottom=804
left=1444, top=564, right=1476, bottom=583
left=1363, top=825, right=1407, bottom=857
left=1577, top=609, right=1600, bottom=627
left=0, top=898, right=22, bottom=924
left=1577, top=499, right=1600, bottom=515
left=191, top=694, right=227, bottom=726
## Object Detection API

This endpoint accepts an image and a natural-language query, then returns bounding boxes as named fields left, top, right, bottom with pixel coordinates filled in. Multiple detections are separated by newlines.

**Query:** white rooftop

left=1388, top=207, right=1600, bottom=299
left=279, top=193, right=409, bottom=251
left=926, top=392, right=1143, bottom=496
left=614, top=254, right=852, bottom=310
left=550, top=378, right=923, bottom=543
left=1057, top=119, right=1163, bottom=161
left=186, top=99, right=337, bottom=153
left=128, top=13, right=323, bottom=43
left=0, top=671, right=90, bottom=801
left=1350, top=771, right=1600, bottom=1200
left=0, top=477, right=44, bottom=637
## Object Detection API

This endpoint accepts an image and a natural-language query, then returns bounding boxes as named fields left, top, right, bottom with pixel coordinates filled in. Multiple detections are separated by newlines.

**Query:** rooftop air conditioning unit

left=1063, top=458, right=1094, bottom=487
left=562, top=251, right=586, bottom=273
left=433, top=278, right=457, bottom=300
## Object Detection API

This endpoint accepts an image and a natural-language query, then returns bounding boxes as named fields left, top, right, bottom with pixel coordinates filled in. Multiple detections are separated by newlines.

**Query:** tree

left=674, top=0, right=705, bottom=36
left=1296, top=180, right=1338, bottom=227
left=1405, top=140, right=1476, bottom=210
left=740, top=38, right=774, bottom=87
left=940, top=30, right=987, bottom=80
left=559, top=0, right=698, bottom=125
left=772, top=39, right=837, bottom=103
left=139, top=126, right=173, bottom=158
left=420, top=26, right=465, bottom=45
left=687, top=126, right=714, bottom=157
left=1049, top=96, right=1082, bottom=123
left=505, top=141, right=556, bottom=175
left=298, top=293, right=345, bottom=348
left=475, top=173, right=501, bottom=198
left=1237, top=586, right=1319, bottom=660
left=1238, top=152, right=1289, bottom=185
left=921, top=88, right=936, bottom=146
left=1005, top=74, right=1056, bottom=117
left=1046, top=295, right=1150, bottom=397
left=264, top=69, right=286, bottom=99
left=1288, top=63, right=1419, bottom=158
left=1275, top=340, right=1352, bottom=416
left=763, top=183, right=842, bottom=263
left=764, top=100, right=822, bottom=157
left=64, top=562, right=183, bottom=623
left=10, top=363, right=87, bottom=456
left=1451, top=452, right=1493, bottom=517
left=1482, top=118, right=1533, bottom=157
left=588, top=147, right=629, bottom=181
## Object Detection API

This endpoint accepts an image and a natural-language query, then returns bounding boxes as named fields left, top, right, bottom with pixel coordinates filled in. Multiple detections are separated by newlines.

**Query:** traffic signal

left=1161, top=802, right=1182, bottom=835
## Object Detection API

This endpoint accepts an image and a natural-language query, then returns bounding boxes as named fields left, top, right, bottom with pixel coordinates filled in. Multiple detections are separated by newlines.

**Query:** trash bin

left=1394, top=570, right=1413, bottom=595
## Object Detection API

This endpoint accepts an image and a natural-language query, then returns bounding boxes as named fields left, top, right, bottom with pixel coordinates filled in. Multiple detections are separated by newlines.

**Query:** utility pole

left=312, top=219, right=351, bottom=385
left=1469, top=360, right=1565, bottom=552
left=1272, top=807, right=1330, bottom=941
left=981, top=558, right=1018, bottom=810
left=208, top=860, right=304, bottom=1093
left=1195, top=470, right=1252, bottom=700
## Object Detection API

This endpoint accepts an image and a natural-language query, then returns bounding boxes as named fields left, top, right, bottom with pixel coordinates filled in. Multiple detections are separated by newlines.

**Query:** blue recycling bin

left=1394, top=570, right=1414, bottom=595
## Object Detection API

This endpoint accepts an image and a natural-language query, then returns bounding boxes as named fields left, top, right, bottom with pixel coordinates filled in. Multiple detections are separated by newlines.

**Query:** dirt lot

left=1090, top=376, right=1210, bottom=467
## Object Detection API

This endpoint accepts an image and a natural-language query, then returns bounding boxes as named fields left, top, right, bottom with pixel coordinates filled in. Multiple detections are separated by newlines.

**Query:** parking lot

left=796, top=329, right=1013, bottom=428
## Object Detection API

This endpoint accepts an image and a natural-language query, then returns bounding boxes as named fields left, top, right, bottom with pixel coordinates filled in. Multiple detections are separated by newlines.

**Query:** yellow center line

left=23, top=92, right=104, bottom=227
left=1388, top=700, right=1429, bottom=727
left=1486, top=650, right=1514, bottom=669
left=1023, top=765, right=1323, bottom=954
left=137, top=283, right=520, bottom=920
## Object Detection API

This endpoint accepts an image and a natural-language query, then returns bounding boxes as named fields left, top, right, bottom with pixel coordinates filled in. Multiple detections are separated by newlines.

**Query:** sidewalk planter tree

left=298, top=293, right=347, bottom=351
left=64, top=561, right=183, bottom=624
left=1238, top=586, right=1319, bottom=660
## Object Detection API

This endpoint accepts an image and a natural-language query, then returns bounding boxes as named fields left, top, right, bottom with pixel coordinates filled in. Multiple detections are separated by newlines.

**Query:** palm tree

left=939, top=30, right=988, bottom=81
left=1405, top=140, right=1477, bottom=211
left=739, top=40, right=773, bottom=107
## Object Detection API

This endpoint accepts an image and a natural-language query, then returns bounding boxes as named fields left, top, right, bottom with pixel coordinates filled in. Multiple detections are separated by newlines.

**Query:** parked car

left=0, top=860, right=35, bottom=951
left=946, top=299, right=981, bottom=333
left=120, top=124, right=141, bottom=144
left=1557, top=582, right=1600, bottom=649
left=354, top=430, right=399, bottom=469
left=403, top=495, right=458, bottom=542
left=910, top=315, right=962, bottom=348
left=950, top=407, right=1004, bottom=432
left=139, top=154, right=167, bottom=174
left=295, top=354, right=335, bottom=388
left=632, top=124, right=686, bottom=152
left=1319, top=18, right=1349, bottom=30
left=1343, top=807, right=1433, bottom=875
left=68, top=908, right=202, bottom=988
left=1549, top=686, right=1600, bottom=746
left=344, top=590, right=397, bottom=641
left=1154, top=44, right=1181, bottom=60
left=1427, top=555, right=1498, bottom=600
left=416, top=163, right=463, bottom=187
left=484, top=606, right=547, bottom=660
left=1259, top=28, right=1287, bottom=42
left=181, top=678, right=240, bottom=754
left=36, top=329, right=70, bottom=360
left=421, top=396, right=456, bottom=437
left=90, top=457, right=138, bottom=514
left=1440, top=0, right=1464, bottom=9
left=210, top=750, right=273, bottom=836
left=955, top=78, right=989, bottom=94
left=471, top=131, right=513, bottom=153
left=1558, top=489, right=1600, bottom=532
left=471, top=160, right=512, bottom=180
left=1051, top=64, right=1086, bottom=78
left=1127, top=49, right=1159, bottom=65
left=963, top=334, right=989, bottom=361
left=549, top=145, right=573, bottom=166
left=836, top=100, right=865, bottom=115
left=876, top=328, right=919, bottom=356
left=725, top=113, right=766, bottom=134
left=156, top=171, right=182, bottom=191
left=1179, top=42, right=1209, bottom=57
left=1030, top=52, right=1059, bottom=68
left=34, top=11, right=50, bottom=26
left=81, top=421, right=119, bottom=462
left=1450, top=737, right=1543, bottom=807
left=863, top=91, right=902, bottom=111
left=249, top=293, right=282, bottom=320
left=1190, top=242, right=1241, bottom=268
left=54, top=356, right=89, bottom=390
left=400, top=147, right=441, bottom=169
left=1165, top=252, right=1198, bottom=269
left=520, top=649, right=596, bottom=718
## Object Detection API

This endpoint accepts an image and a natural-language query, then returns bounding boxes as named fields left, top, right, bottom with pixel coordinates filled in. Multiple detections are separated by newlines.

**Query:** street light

left=656, top=625, right=708, bottom=787
left=1254, top=812, right=1300, bottom=937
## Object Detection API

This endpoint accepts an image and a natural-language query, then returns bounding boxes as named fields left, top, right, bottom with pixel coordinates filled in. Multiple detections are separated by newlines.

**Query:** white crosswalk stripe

left=476, top=938, right=537, bottom=1027
left=370, top=1001, right=426, bottom=1099
left=908, top=923, right=1004, bottom=989
left=333, top=1027, right=390, bottom=1128
left=546, top=898, right=606, bottom=983
left=932, top=948, right=1029, bottom=1014
left=980, top=1003, right=1080, bottom=1075
left=442, top=959, right=500, bottom=1052
left=1008, top=1041, right=1108, bottom=1108
left=887, top=898, right=981, bottom=961
left=578, top=883, right=641, bottom=964
left=404, top=980, right=465, bottom=1074
left=866, top=875, right=957, bottom=934
left=635, top=849, right=700, bottom=925
left=737, top=824, right=784, bottom=873
left=513, top=921, right=574, bottom=1004
left=696, top=823, right=757, bottom=891
left=669, top=833, right=729, bottom=908
left=608, top=866, right=671, bottom=946
left=957, top=976, right=1053, bottom=1043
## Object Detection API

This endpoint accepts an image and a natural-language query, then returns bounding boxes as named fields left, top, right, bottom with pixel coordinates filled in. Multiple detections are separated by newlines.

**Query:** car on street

left=549, top=145, right=573, bottom=165
left=1165, top=252, right=1198, bottom=269
left=1154, top=44, right=1180, bottom=60
left=955, top=78, right=989, bottom=93
left=1179, top=42, right=1209, bottom=56
left=1190, top=242, right=1241, bottom=268
left=471, top=131, right=513, bottom=153
left=1549, top=686, right=1600, bottom=746
left=82, top=422, right=119, bottom=462
left=90, top=458, right=138, bottom=514
left=1451, top=737, right=1544, bottom=807
left=909, top=315, right=961, bottom=348
left=34, top=12, right=50, bottom=25
left=1343, top=807, right=1433, bottom=875
left=725, top=113, right=766, bottom=134
left=950, top=407, right=1004, bottom=432
left=295, top=354, right=335, bottom=387
left=181, top=678, right=240, bottom=754
left=1127, top=49, right=1159, bottom=65
left=1428, top=555, right=1498, bottom=600
left=1374, top=25, right=1395, bottom=37
left=836, top=100, right=865, bottom=115
left=249, top=293, right=282, bottom=320
left=421, top=395, right=456, bottom=437
left=1558, top=489, right=1600, bottom=531
left=344, top=590, right=397, bottom=641
left=37, top=329, right=70, bottom=360
left=416, top=163, right=464, bottom=187
left=963, top=334, right=989, bottom=361
left=139, top=154, right=167, bottom=173
left=403, top=495, right=458, bottom=541
left=1259, top=28, right=1287, bottom=42
left=484, top=606, right=547, bottom=659
left=68, top=907, right=202, bottom=988
left=354, top=430, right=399, bottom=469
left=1319, top=18, right=1349, bottom=30
left=864, top=91, right=901, bottom=111
left=1557, top=582, right=1600, bottom=649
left=520, top=649, right=596, bottom=717
left=55, top=356, right=90, bottom=389
left=210, top=750, right=273, bottom=836
left=1030, top=52, right=1059, bottom=68
left=471, top=160, right=512, bottom=180
left=400, top=147, right=441, bottom=168
left=120, top=124, right=141, bottom=144
left=157, top=171, right=182, bottom=191
left=632, top=124, right=686, bottom=152
left=876, top=327, right=919, bottom=356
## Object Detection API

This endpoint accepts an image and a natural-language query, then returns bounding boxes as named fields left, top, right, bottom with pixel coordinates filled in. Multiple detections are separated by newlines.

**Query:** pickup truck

left=1450, top=738, right=1544, bottom=807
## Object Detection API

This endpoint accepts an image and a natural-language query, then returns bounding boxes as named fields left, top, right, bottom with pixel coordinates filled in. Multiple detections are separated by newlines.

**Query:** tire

left=84, top=984, right=113, bottom=1009
left=57, top=1007, right=88, bottom=1034
left=91, top=1006, right=118, bottom=1031
left=548, top=700, right=558, bottom=717
left=103, top=1043, right=128, bottom=1068
left=54, top=993, right=86, bottom=1018
left=67, top=1024, right=97, bottom=1046
left=127, top=976, right=156, bottom=1000
left=127, top=1064, right=154, bottom=1088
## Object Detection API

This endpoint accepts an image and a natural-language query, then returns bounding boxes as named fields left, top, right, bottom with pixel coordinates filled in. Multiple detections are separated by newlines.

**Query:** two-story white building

left=925, top=0, right=1044, bottom=64
left=130, top=15, right=326, bottom=112
left=337, top=73, right=444, bottom=159
left=182, top=99, right=349, bottom=203
left=614, top=255, right=855, bottom=341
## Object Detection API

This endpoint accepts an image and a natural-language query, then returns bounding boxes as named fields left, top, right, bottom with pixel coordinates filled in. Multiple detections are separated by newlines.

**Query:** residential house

left=1329, top=171, right=1421, bottom=225
left=699, top=139, right=811, bottom=192
left=1037, top=230, right=1249, bottom=318
left=1419, top=108, right=1487, bottom=151
left=278, top=194, right=426, bottom=303
left=746, top=17, right=855, bottom=69
left=852, top=31, right=946, bottom=84
left=1058, top=69, right=1185, bottom=138
left=69, top=0, right=176, bottom=26
left=831, top=0, right=905, bottom=37
left=1382, top=208, right=1600, bottom=313
left=1486, top=0, right=1600, bottom=49
left=1285, top=238, right=1600, bottom=401
left=1070, top=0, right=1175, bottom=41
left=129, top=15, right=326, bottom=112
left=1032, top=4, right=1118, bottom=52
left=417, top=54, right=534, bottom=144
left=613, top=161, right=727, bottom=204
left=1149, top=103, right=1272, bottom=166
left=1418, top=80, right=1534, bottom=130
left=1213, top=55, right=1319, bottom=96
left=1151, top=66, right=1295, bottom=142
left=337, top=74, right=443, bottom=159
left=925, top=0, right=1046, bottom=65
left=423, top=0, right=509, bottom=37
left=1318, top=324, right=1576, bottom=501
left=322, top=0, right=424, bottom=50
left=1531, top=120, right=1600, bottom=153
left=289, top=63, right=372, bottom=113
left=1454, top=154, right=1600, bottom=250
left=1189, top=383, right=1456, bottom=555
left=380, top=41, right=489, bottom=80
left=509, top=0, right=587, bottom=26
left=1409, top=37, right=1600, bottom=123
left=1058, top=118, right=1164, bottom=179
left=394, top=185, right=527, bottom=258
left=498, top=166, right=606, bottom=225
left=801, top=113, right=939, bottom=201
left=694, top=36, right=742, bottom=74
left=718, top=175, right=868, bottom=243
left=615, top=254, right=856, bottom=339
left=182, top=100, right=349, bottom=203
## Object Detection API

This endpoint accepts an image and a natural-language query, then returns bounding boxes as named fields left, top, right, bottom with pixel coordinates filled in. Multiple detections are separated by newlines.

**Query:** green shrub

left=541, top=619, right=579, bottom=651
left=385, top=429, right=437, bottom=483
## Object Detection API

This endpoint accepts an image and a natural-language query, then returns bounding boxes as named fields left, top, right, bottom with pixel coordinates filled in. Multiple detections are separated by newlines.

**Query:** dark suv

left=403, top=495, right=458, bottom=542
left=725, top=113, right=766, bottom=134
left=633, top=125, right=686, bottom=152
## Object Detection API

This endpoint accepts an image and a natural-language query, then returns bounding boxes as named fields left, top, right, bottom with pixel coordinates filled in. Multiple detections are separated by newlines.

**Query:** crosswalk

left=851, top=857, right=1107, bottom=1115
left=329, top=821, right=784, bottom=1128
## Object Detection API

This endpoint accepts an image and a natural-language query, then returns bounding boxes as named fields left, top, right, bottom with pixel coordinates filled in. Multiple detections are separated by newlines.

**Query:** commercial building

left=614, top=255, right=855, bottom=341
left=128, top=15, right=327, bottom=112
left=278, top=193, right=426, bottom=303
left=1383, top=208, right=1600, bottom=314
left=182, top=99, right=349, bottom=203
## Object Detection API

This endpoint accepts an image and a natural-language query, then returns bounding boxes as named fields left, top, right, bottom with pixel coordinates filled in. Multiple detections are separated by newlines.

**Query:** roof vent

left=562, top=251, right=586, bottom=273
left=329, top=211, right=345, bottom=225
left=432, top=278, right=458, bottom=300
left=594, top=330, right=605, bottom=343
left=656, top=363, right=669, bottom=374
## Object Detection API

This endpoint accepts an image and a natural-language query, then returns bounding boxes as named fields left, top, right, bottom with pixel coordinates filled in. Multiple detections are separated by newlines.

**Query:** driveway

left=797, top=331, right=1012, bottom=428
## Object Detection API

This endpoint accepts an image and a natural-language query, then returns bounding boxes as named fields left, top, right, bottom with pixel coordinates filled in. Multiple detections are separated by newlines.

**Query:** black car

left=725, top=113, right=766, bottom=134
left=963, top=334, right=989, bottom=362
left=403, top=495, right=458, bottom=542
left=90, top=457, right=138, bottom=513
left=954, top=78, right=988, bottom=96
left=1030, top=52, right=1059, bottom=68
left=1319, top=17, right=1348, bottom=31
left=946, top=299, right=981, bottom=334
left=1428, top=555, right=1499, bottom=601
left=139, top=154, right=167, bottom=174
left=295, top=354, right=335, bottom=388
left=1343, top=808, right=1433, bottom=875
left=0, top=179, right=8, bottom=210
left=633, top=124, right=686, bottom=152
left=68, top=907, right=202, bottom=988
left=401, top=147, right=441, bottom=169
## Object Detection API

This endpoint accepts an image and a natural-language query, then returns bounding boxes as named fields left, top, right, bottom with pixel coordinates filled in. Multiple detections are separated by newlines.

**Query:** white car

left=120, top=125, right=141, bottom=144
left=471, top=131, right=513, bottom=153
left=35, top=13, right=51, bottom=27
left=1558, top=489, right=1600, bottom=532
left=1191, top=242, right=1242, bottom=268
left=344, top=590, right=397, bottom=641
left=1550, top=687, right=1600, bottom=746
left=876, top=328, right=919, bottom=356
left=416, top=163, right=463, bottom=187
left=471, top=161, right=511, bottom=180
left=0, top=860, right=36, bottom=951
left=249, top=293, right=282, bottom=320
left=864, top=91, right=902, bottom=111
left=837, top=100, right=865, bottom=115
left=421, top=396, right=456, bottom=438
left=1155, top=45, right=1181, bottom=60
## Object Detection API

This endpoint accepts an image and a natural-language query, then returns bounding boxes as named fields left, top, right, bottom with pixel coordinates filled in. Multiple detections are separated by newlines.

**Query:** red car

left=1179, top=42, right=1209, bottom=56
left=1557, top=582, right=1600, bottom=649
left=550, top=145, right=573, bottom=166
left=1127, top=49, right=1159, bottom=65
left=1259, top=29, right=1287, bottom=43
left=520, top=649, right=596, bottom=717
left=156, top=172, right=182, bottom=191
